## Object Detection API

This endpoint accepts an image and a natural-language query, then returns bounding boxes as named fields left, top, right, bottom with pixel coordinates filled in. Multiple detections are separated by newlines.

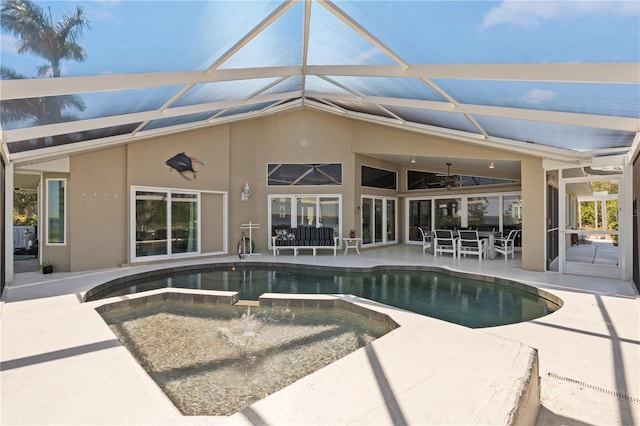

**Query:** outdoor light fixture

left=410, top=157, right=416, bottom=164
left=241, top=182, right=251, bottom=202
left=489, top=161, right=495, bottom=169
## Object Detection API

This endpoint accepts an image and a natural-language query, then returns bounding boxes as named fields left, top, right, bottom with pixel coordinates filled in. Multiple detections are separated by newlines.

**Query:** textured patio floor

left=2, top=245, right=639, bottom=425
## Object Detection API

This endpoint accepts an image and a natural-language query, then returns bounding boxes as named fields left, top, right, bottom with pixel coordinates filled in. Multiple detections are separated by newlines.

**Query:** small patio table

left=343, top=237, right=361, bottom=255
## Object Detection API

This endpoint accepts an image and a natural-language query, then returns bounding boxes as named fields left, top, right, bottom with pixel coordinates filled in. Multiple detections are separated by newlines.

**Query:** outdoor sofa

left=271, top=226, right=339, bottom=256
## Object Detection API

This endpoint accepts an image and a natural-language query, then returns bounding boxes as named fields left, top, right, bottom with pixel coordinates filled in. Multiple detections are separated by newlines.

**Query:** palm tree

left=0, top=65, right=85, bottom=128
left=1, top=0, right=90, bottom=77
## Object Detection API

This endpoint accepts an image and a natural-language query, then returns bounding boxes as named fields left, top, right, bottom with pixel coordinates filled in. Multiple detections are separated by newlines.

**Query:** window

left=268, top=163, right=342, bottom=186
left=46, top=179, right=66, bottom=245
left=362, top=166, right=397, bottom=190
left=467, top=196, right=500, bottom=230
left=406, top=192, right=521, bottom=244
left=407, top=169, right=519, bottom=190
left=435, top=198, right=461, bottom=230
left=133, top=188, right=200, bottom=260
left=268, top=195, right=341, bottom=246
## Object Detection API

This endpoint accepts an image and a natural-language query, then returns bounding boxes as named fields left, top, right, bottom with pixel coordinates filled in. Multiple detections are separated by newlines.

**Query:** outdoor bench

left=271, top=226, right=339, bottom=256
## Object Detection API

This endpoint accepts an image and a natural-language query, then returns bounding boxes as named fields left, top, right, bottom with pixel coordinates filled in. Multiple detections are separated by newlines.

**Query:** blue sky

left=1, top=0, right=639, bottom=78
left=1, top=0, right=638, bottom=136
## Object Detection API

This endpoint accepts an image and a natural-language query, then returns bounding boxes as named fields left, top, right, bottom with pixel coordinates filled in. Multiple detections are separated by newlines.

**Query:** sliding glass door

left=407, top=192, right=521, bottom=245
left=408, top=199, right=432, bottom=242
left=133, top=188, right=200, bottom=260
left=361, top=196, right=397, bottom=246
left=562, top=175, right=622, bottom=278
left=269, top=195, right=341, bottom=247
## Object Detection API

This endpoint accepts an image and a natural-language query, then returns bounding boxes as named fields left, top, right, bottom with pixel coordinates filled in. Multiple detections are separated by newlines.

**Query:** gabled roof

left=1, top=0, right=639, bottom=165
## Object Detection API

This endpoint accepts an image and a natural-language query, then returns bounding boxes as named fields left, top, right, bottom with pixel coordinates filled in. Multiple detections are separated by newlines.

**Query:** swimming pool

left=85, top=263, right=560, bottom=328
left=98, top=296, right=394, bottom=416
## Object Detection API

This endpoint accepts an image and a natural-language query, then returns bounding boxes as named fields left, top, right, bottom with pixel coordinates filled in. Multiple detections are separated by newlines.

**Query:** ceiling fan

left=436, top=163, right=463, bottom=191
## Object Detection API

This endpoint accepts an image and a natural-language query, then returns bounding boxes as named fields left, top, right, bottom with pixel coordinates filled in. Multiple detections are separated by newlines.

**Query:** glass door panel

left=171, top=193, right=198, bottom=254
left=408, top=199, right=432, bottom=242
left=386, top=199, right=396, bottom=242
left=135, top=191, right=168, bottom=257
left=297, top=197, right=316, bottom=227
left=503, top=194, right=522, bottom=247
left=362, top=198, right=373, bottom=244
left=375, top=199, right=383, bottom=243
left=467, top=196, right=499, bottom=231
left=563, top=177, right=620, bottom=278
left=319, top=197, right=339, bottom=238
left=271, top=197, right=292, bottom=236
left=434, top=198, right=461, bottom=230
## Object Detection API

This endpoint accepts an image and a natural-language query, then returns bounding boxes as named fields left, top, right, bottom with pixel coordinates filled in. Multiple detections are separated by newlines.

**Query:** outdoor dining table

left=478, top=231, right=499, bottom=259
left=427, top=230, right=500, bottom=259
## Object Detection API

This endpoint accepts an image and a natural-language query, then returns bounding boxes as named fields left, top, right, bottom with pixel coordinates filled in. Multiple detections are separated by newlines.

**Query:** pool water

left=88, top=266, right=559, bottom=328
left=100, top=301, right=393, bottom=416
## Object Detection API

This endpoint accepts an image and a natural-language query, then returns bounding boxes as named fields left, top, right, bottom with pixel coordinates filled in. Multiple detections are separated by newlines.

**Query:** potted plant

left=38, top=261, right=53, bottom=274
left=349, top=229, right=356, bottom=238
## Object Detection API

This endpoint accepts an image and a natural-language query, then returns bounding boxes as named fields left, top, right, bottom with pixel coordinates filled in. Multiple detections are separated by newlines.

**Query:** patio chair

left=433, top=229, right=457, bottom=257
left=457, top=230, right=486, bottom=261
left=417, top=227, right=432, bottom=253
left=494, top=230, right=519, bottom=260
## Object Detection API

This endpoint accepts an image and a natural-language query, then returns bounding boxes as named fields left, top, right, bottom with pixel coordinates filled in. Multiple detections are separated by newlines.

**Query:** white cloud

left=354, top=48, right=383, bottom=64
left=521, top=88, right=558, bottom=104
left=480, top=0, right=640, bottom=30
left=1, top=34, right=19, bottom=54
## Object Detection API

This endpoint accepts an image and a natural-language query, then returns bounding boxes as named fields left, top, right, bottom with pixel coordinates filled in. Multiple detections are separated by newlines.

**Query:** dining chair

left=417, top=227, right=432, bottom=253
left=457, top=230, right=486, bottom=260
left=494, top=230, right=519, bottom=260
left=434, top=229, right=457, bottom=257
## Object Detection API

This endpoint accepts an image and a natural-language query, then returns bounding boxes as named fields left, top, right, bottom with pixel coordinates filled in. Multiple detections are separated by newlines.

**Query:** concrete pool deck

left=1, top=245, right=639, bottom=425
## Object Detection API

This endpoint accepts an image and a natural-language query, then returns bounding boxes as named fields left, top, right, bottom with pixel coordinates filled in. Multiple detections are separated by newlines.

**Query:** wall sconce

left=410, top=157, right=416, bottom=164
left=489, top=161, right=495, bottom=169
left=241, top=182, right=251, bottom=202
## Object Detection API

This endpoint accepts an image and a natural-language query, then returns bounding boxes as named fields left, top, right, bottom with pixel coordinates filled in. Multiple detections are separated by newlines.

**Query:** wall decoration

left=166, top=152, right=204, bottom=180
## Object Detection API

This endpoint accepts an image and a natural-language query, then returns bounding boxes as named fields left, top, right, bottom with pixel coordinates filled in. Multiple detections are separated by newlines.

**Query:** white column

left=578, top=202, right=582, bottom=229
left=4, top=162, right=14, bottom=284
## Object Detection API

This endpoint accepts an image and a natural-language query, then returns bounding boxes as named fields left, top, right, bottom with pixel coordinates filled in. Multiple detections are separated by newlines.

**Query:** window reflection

left=47, top=179, right=65, bottom=244
left=435, top=198, right=461, bottom=230
left=467, top=196, right=499, bottom=231
left=135, top=190, right=199, bottom=258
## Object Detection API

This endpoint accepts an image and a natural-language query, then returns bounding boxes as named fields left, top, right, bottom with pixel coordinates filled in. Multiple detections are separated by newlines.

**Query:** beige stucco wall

left=68, top=148, right=127, bottom=271
left=61, top=109, right=546, bottom=272
left=228, top=110, right=356, bottom=248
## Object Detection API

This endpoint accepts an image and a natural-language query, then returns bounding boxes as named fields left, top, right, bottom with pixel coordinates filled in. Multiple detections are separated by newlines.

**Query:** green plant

left=37, top=260, right=52, bottom=271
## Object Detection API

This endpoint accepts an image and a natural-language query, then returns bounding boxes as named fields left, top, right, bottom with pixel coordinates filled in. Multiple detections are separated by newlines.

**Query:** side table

left=343, top=237, right=361, bottom=255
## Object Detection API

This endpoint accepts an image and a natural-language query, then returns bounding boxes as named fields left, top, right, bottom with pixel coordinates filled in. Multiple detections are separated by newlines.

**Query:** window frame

left=360, top=195, right=398, bottom=247
left=361, top=165, right=397, bottom=190
left=267, top=194, right=342, bottom=248
left=130, top=185, right=211, bottom=263
left=45, top=178, right=66, bottom=246
left=266, top=163, right=343, bottom=187
left=405, top=191, right=522, bottom=244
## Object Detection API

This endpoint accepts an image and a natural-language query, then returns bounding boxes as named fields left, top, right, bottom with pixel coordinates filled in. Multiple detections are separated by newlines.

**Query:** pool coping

left=87, top=287, right=540, bottom=425
left=83, top=261, right=564, bottom=312
left=3, top=246, right=638, bottom=425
